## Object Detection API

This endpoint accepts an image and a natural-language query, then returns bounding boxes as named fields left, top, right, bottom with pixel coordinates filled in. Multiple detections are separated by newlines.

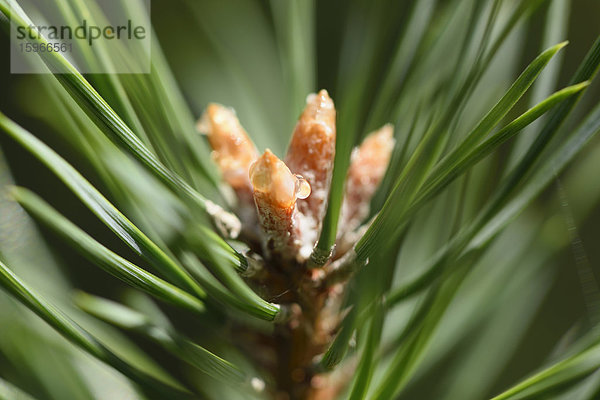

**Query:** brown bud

left=339, top=124, right=395, bottom=236
left=285, top=90, right=336, bottom=257
left=250, top=150, right=311, bottom=260
left=198, top=103, right=258, bottom=191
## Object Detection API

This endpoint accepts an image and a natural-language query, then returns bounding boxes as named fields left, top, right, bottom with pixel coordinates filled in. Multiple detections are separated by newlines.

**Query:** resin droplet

left=295, top=175, right=311, bottom=199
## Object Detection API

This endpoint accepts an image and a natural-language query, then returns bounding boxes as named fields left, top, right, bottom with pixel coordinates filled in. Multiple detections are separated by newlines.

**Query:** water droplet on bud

left=295, top=175, right=311, bottom=199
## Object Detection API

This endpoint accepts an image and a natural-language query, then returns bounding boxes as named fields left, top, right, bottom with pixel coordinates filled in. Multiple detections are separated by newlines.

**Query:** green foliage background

left=1, top=0, right=600, bottom=399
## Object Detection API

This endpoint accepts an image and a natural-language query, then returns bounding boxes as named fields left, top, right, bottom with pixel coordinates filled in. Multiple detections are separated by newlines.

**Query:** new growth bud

left=250, top=150, right=311, bottom=260
left=339, top=124, right=395, bottom=235
left=198, top=103, right=258, bottom=190
left=285, top=90, right=337, bottom=258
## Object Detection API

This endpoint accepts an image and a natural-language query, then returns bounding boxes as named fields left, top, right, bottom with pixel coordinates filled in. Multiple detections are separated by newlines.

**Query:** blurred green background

left=1, top=0, right=600, bottom=398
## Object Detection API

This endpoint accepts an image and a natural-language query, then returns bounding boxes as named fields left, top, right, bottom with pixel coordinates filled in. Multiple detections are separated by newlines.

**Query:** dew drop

left=294, top=175, right=311, bottom=199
